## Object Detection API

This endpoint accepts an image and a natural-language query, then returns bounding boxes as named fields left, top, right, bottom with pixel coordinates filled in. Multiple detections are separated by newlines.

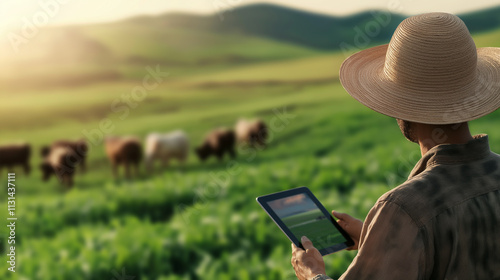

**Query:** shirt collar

left=408, top=134, right=491, bottom=179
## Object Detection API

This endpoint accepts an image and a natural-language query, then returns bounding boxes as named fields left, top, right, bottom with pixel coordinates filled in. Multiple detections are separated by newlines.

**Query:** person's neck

left=416, top=122, right=473, bottom=156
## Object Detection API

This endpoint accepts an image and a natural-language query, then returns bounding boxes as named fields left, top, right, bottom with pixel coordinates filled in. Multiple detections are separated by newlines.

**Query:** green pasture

left=0, top=25, right=499, bottom=280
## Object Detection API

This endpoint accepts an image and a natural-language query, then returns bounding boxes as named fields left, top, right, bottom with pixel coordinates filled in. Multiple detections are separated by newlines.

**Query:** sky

left=1, top=0, right=499, bottom=33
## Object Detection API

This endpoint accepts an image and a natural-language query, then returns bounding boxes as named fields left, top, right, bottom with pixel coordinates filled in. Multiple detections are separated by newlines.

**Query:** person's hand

left=291, top=236, right=326, bottom=280
left=332, top=211, right=362, bottom=250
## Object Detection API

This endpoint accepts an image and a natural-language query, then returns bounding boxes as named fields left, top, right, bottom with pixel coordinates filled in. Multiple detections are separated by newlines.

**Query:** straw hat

left=339, top=12, right=500, bottom=124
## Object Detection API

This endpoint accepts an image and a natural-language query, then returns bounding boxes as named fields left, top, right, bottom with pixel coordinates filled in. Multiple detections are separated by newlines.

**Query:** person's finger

left=332, top=210, right=348, bottom=220
left=301, top=236, right=314, bottom=250
left=292, top=242, right=303, bottom=253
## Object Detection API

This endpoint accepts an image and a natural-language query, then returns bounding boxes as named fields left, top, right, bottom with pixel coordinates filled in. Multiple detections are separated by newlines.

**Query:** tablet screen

left=267, top=193, right=347, bottom=251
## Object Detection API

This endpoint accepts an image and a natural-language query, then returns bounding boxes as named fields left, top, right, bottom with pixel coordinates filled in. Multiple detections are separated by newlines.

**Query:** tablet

left=257, top=186, right=354, bottom=255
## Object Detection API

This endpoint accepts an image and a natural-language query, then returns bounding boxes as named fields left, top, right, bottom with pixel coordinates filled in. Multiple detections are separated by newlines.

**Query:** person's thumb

left=301, top=236, right=314, bottom=250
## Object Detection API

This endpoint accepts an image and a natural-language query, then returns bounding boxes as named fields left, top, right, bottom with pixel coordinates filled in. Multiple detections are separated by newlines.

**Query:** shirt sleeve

left=339, top=200, right=426, bottom=280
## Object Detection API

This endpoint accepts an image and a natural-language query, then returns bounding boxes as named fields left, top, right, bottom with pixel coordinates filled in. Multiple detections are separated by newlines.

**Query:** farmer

left=291, top=13, right=500, bottom=280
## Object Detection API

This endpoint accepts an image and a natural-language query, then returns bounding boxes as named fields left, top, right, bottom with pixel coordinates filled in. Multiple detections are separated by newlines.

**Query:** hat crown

left=383, top=13, right=477, bottom=90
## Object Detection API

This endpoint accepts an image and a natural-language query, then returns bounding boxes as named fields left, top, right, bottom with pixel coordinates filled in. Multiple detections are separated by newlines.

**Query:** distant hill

left=104, top=3, right=500, bottom=61
left=146, top=3, right=500, bottom=51
left=4, top=3, right=500, bottom=62
left=122, top=4, right=406, bottom=52
left=460, top=7, right=500, bottom=33
left=1, top=3, right=500, bottom=89
left=202, top=4, right=405, bottom=51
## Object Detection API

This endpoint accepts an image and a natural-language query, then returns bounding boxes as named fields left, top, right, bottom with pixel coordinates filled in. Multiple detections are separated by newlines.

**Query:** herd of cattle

left=0, top=119, right=268, bottom=187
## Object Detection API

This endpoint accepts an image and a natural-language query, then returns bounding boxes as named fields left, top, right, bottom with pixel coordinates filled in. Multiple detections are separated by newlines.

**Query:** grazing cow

left=105, top=136, right=142, bottom=179
left=235, top=119, right=268, bottom=147
left=40, top=146, right=79, bottom=187
left=145, top=130, right=189, bottom=173
left=195, top=128, right=236, bottom=162
left=41, top=139, right=88, bottom=172
left=0, top=143, right=31, bottom=175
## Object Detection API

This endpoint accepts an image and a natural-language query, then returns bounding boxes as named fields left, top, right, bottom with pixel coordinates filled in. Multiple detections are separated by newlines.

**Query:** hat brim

left=340, top=44, right=500, bottom=124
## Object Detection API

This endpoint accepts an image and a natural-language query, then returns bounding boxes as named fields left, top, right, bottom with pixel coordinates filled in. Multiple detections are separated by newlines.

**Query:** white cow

left=145, top=130, right=189, bottom=173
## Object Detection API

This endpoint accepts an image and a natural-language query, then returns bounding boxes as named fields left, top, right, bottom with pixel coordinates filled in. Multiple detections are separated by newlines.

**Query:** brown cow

left=195, top=128, right=236, bottom=162
left=235, top=119, right=268, bottom=147
left=40, top=146, right=79, bottom=187
left=41, top=139, right=88, bottom=172
left=0, top=143, right=31, bottom=175
left=105, top=136, right=142, bottom=179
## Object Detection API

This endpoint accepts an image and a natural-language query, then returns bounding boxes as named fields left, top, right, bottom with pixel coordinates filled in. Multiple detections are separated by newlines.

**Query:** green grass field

left=0, top=19, right=499, bottom=280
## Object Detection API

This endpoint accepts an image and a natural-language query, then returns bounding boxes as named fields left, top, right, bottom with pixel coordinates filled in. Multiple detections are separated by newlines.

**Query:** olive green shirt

left=330, top=134, right=500, bottom=280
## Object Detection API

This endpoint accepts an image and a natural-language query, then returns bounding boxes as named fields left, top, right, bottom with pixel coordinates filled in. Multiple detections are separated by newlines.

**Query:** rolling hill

left=1, top=3, right=500, bottom=89
left=123, top=4, right=500, bottom=51
left=120, top=3, right=500, bottom=51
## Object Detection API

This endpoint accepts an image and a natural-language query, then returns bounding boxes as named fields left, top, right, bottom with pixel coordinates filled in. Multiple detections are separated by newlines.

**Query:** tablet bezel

left=257, top=186, right=354, bottom=256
